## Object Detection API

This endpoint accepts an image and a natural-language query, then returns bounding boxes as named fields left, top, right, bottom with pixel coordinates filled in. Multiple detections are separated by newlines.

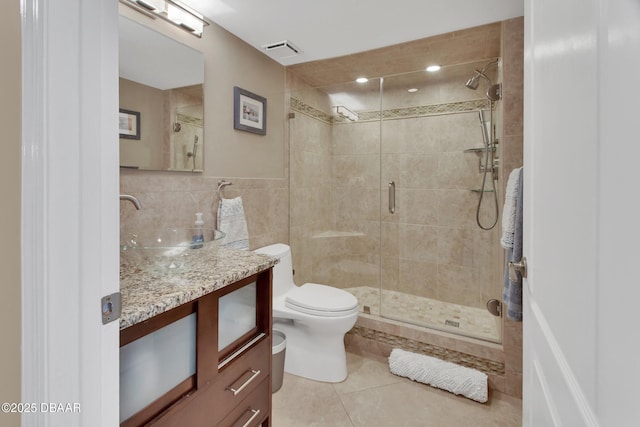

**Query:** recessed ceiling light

left=356, top=77, right=368, bottom=83
left=426, top=65, right=441, bottom=72
left=408, top=88, right=419, bottom=93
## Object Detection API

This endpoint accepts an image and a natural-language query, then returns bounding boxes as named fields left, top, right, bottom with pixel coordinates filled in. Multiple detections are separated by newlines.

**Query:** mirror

left=119, top=15, right=205, bottom=172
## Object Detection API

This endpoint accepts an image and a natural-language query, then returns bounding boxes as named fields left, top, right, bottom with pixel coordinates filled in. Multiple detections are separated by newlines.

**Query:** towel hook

left=217, top=180, right=232, bottom=199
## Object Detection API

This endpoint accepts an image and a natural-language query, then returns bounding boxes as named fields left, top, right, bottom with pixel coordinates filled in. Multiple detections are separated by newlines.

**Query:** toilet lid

left=285, top=283, right=358, bottom=316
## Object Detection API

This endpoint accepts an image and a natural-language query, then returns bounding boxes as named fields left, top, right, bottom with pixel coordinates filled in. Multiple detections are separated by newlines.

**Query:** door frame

left=21, top=0, right=120, bottom=425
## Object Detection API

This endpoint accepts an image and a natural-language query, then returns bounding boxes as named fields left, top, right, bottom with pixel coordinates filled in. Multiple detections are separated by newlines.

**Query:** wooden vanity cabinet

left=120, top=268, right=273, bottom=427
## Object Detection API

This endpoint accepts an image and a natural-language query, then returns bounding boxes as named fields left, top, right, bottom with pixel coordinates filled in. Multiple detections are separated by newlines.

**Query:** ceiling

left=183, top=0, right=524, bottom=66
left=287, top=22, right=502, bottom=87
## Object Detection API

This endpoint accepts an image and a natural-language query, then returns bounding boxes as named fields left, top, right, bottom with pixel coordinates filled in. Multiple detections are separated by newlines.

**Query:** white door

left=21, top=1, right=120, bottom=425
left=523, top=0, right=640, bottom=425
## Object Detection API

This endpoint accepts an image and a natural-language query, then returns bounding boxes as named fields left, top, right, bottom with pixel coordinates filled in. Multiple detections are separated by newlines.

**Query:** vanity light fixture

left=336, top=106, right=359, bottom=121
left=120, top=0, right=209, bottom=38
left=355, top=77, right=369, bottom=83
left=426, top=65, right=441, bottom=72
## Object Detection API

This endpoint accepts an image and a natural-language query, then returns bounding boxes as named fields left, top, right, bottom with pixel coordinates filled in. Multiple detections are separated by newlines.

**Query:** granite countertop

left=119, top=247, right=278, bottom=330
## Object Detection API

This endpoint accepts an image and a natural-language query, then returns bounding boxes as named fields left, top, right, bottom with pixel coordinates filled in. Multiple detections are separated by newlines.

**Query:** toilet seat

left=285, top=283, right=359, bottom=317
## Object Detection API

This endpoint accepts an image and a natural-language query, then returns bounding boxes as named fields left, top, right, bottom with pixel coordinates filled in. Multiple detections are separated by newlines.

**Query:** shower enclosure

left=289, top=60, right=503, bottom=343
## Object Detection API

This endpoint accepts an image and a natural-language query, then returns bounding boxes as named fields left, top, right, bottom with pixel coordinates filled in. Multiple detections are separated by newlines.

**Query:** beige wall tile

left=398, top=259, right=439, bottom=299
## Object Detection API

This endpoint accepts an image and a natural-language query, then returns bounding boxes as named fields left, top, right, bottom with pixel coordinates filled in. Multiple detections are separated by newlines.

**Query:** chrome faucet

left=120, top=194, right=142, bottom=210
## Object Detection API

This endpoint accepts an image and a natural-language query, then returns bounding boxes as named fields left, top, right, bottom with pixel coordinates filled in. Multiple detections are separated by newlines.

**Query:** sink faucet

left=120, top=194, right=142, bottom=210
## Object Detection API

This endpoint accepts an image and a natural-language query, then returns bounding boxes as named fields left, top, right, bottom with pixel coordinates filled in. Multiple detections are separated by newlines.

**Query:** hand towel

left=503, top=167, right=523, bottom=321
left=500, top=167, right=522, bottom=249
left=217, top=196, right=249, bottom=250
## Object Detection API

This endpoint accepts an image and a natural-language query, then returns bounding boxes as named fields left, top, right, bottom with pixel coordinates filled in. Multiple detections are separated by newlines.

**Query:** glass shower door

left=379, top=66, right=503, bottom=343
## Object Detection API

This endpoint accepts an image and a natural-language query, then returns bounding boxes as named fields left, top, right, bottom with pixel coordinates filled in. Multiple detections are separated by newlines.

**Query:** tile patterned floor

left=345, top=286, right=501, bottom=342
left=272, top=352, right=522, bottom=427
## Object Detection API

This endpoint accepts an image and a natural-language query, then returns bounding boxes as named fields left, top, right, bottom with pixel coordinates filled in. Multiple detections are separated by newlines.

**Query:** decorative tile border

left=380, top=99, right=491, bottom=120
left=348, top=325, right=505, bottom=376
left=290, top=97, right=492, bottom=124
left=290, top=97, right=333, bottom=124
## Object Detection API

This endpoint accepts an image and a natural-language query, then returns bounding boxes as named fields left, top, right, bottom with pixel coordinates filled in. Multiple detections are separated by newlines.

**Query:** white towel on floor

left=500, top=167, right=522, bottom=249
left=388, top=348, right=488, bottom=403
left=217, top=197, right=249, bottom=250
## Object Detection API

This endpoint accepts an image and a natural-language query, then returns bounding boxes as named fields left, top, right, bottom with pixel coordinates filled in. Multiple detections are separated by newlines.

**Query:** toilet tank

left=254, top=243, right=295, bottom=298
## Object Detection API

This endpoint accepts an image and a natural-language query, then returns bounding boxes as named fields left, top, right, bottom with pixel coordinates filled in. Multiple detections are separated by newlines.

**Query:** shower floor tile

left=345, top=286, right=501, bottom=342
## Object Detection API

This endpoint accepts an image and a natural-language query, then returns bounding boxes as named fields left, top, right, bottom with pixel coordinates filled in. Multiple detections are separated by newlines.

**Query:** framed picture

left=119, top=109, right=140, bottom=140
left=233, top=86, right=267, bottom=135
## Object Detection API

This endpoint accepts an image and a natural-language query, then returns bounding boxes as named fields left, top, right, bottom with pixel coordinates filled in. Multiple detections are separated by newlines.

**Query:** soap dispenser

left=192, top=212, right=204, bottom=248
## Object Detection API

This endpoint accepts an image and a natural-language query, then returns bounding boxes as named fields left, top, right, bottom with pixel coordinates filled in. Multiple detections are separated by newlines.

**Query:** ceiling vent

left=262, top=40, right=302, bottom=59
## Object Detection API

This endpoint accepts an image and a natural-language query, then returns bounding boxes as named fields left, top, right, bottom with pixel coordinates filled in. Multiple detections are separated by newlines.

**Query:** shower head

left=465, top=73, right=481, bottom=90
left=464, top=60, right=501, bottom=100
left=465, top=69, right=491, bottom=90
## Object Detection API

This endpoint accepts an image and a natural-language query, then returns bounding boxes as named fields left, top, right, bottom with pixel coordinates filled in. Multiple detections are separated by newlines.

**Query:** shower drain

left=444, top=319, right=460, bottom=328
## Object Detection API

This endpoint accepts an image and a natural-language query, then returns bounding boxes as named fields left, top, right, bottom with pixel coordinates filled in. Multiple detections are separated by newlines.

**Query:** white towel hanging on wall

left=217, top=196, right=249, bottom=250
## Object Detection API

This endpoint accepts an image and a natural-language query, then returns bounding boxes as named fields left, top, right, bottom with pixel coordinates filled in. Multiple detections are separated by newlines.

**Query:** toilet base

left=273, top=319, right=350, bottom=383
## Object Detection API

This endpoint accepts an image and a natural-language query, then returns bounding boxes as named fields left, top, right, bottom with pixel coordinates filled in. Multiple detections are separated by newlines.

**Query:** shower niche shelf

left=464, top=147, right=496, bottom=154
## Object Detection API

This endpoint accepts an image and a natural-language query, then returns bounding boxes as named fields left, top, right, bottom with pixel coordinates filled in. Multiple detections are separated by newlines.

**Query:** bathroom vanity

left=119, top=248, right=277, bottom=426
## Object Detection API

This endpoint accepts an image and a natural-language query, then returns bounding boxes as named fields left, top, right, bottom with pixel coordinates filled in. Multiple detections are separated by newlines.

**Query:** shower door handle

left=388, top=181, right=396, bottom=214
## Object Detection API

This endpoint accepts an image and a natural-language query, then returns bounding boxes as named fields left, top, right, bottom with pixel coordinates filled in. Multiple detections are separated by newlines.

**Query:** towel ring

left=217, top=180, right=232, bottom=199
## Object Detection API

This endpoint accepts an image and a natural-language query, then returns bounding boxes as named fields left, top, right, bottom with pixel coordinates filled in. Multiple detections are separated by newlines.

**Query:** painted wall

left=119, top=4, right=289, bottom=247
left=119, top=78, right=166, bottom=169
left=0, top=1, right=21, bottom=426
left=118, top=5, right=285, bottom=179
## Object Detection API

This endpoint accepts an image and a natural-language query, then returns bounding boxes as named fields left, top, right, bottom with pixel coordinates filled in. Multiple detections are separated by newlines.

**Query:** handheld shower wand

left=187, top=135, right=199, bottom=170
left=475, top=109, right=499, bottom=230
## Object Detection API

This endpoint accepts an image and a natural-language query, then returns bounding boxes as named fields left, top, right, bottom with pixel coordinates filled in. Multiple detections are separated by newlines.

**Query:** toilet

left=254, top=243, right=359, bottom=383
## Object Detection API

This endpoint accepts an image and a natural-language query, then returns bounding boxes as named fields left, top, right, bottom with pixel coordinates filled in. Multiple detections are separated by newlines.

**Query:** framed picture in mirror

left=233, top=86, right=267, bottom=135
left=119, top=109, right=140, bottom=140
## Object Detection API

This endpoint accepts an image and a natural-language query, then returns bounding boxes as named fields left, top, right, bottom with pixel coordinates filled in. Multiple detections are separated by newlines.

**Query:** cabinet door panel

left=120, top=313, right=196, bottom=423
left=219, top=282, right=257, bottom=350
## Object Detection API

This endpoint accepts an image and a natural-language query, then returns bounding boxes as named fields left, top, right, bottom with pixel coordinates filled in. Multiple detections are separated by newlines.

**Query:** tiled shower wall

left=500, top=16, right=525, bottom=398
left=289, top=68, right=502, bottom=311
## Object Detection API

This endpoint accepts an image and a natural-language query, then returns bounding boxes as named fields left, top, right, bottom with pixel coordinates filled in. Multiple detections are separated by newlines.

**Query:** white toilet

left=254, top=243, right=359, bottom=383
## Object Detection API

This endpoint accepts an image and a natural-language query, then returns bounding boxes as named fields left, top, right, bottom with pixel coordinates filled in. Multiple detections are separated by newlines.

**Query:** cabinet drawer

left=149, top=338, right=270, bottom=427
left=209, top=338, right=270, bottom=424
left=218, top=378, right=270, bottom=427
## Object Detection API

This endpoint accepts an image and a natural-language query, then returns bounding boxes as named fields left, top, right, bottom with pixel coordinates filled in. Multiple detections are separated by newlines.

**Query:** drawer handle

left=227, top=369, right=261, bottom=396
left=237, top=408, right=260, bottom=427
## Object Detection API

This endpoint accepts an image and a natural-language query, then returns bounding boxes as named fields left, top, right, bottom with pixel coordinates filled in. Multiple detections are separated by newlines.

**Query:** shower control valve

left=479, top=160, right=498, bottom=174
